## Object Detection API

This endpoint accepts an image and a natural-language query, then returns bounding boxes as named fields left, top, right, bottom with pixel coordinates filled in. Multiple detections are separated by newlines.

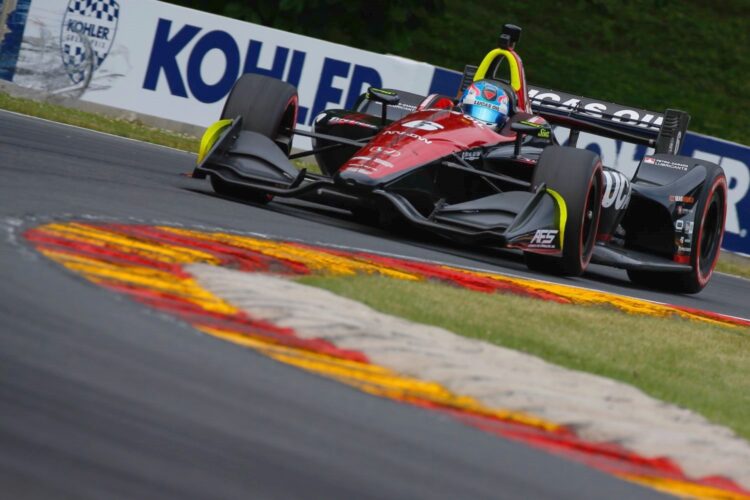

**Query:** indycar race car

left=192, top=24, right=727, bottom=294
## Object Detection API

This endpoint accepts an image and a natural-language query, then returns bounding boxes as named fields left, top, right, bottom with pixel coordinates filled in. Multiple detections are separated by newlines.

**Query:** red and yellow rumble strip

left=25, top=222, right=750, bottom=499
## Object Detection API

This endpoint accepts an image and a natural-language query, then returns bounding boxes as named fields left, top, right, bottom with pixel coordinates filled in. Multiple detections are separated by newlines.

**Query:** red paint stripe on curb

left=26, top=231, right=190, bottom=277
left=671, top=304, right=750, bottom=328
left=88, top=224, right=310, bottom=274
left=292, top=243, right=571, bottom=303
left=99, top=281, right=369, bottom=363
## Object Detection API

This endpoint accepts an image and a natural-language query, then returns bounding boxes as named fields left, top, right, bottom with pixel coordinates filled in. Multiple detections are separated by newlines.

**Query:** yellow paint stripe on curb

left=619, top=473, right=750, bottom=500
left=159, top=227, right=422, bottom=281
left=39, top=248, right=239, bottom=315
left=37, top=222, right=747, bottom=329
left=449, top=267, right=741, bottom=328
left=41, top=223, right=220, bottom=265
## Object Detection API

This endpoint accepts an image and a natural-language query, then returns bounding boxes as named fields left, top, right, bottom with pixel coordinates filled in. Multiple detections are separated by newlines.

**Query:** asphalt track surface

left=3, top=109, right=747, bottom=499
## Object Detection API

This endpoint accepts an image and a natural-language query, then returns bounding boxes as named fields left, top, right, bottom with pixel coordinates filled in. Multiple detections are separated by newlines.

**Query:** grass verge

left=300, top=274, right=750, bottom=440
left=717, top=252, right=750, bottom=281
left=0, top=91, right=320, bottom=173
left=0, top=92, right=200, bottom=152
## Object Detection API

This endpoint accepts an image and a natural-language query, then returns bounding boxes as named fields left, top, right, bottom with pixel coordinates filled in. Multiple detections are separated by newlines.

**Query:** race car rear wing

left=459, top=64, right=690, bottom=155
left=527, top=85, right=690, bottom=155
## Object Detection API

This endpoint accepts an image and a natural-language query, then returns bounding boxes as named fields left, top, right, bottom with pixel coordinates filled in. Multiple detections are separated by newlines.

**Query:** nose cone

left=334, top=168, right=382, bottom=190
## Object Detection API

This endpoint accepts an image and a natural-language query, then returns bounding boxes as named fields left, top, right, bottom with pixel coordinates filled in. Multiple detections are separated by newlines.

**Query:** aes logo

left=61, top=0, right=120, bottom=84
left=529, top=229, right=558, bottom=248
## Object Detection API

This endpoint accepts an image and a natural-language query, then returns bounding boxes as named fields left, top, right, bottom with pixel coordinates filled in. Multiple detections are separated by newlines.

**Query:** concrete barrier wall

left=1, top=0, right=748, bottom=254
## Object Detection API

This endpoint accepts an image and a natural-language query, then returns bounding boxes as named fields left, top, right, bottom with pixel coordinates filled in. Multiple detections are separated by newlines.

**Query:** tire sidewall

left=220, top=73, right=298, bottom=153
left=528, top=146, right=604, bottom=275
left=691, top=171, right=727, bottom=288
left=577, top=161, right=603, bottom=271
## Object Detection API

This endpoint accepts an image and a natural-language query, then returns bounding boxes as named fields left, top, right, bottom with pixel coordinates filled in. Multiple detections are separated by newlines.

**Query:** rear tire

left=524, top=146, right=603, bottom=276
left=627, top=165, right=726, bottom=294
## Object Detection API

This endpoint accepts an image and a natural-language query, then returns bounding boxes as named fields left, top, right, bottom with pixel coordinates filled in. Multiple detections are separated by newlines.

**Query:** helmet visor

left=462, top=103, right=502, bottom=125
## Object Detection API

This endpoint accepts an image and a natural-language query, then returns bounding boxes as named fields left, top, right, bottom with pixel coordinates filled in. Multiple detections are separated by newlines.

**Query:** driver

left=459, top=80, right=510, bottom=128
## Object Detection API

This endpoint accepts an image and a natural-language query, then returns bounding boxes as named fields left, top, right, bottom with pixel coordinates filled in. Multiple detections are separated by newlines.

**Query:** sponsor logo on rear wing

left=528, top=86, right=664, bottom=131
left=527, top=86, right=690, bottom=155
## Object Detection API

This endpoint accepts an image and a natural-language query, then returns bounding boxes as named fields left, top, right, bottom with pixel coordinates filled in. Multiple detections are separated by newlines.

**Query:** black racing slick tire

left=524, top=146, right=603, bottom=276
left=627, top=165, right=727, bottom=294
left=213, top=73, right=298, bottom=203
left=221, top=73, right=298, bottom=155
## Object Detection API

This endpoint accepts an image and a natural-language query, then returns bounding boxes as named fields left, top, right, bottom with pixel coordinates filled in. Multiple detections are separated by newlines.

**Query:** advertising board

left=1, top=0, right=747, bottom=253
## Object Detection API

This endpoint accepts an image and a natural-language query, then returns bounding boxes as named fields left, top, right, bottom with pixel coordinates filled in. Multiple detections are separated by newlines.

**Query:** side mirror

left=511, top=120, right=552, bottom=157
left=511, top=121, right=551, bottom=139
left=368, top=87, right=401, bottom=106
left=367, top=87, right=401, bottom=124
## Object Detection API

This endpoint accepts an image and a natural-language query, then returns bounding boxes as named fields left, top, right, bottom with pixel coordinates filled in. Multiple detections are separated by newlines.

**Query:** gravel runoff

left=188, top=264, right=750, bottom=488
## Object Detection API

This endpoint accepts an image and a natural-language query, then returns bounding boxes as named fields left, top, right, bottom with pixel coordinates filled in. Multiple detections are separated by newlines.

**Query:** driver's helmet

left=460, top=80, right=510, bottom=127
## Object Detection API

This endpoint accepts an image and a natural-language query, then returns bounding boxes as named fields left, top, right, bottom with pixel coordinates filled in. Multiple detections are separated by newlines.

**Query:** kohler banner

left=1, top=0, right=748, bottom=254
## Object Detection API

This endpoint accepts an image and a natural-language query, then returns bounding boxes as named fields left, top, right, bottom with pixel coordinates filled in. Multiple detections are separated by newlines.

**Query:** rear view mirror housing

left=367, top=87, right=401, bottom=124
left=511, top=120, right=552, bottom=156
left=367, top=87, right=401, bottom=106
left=511, top=121, right=551, bottom=139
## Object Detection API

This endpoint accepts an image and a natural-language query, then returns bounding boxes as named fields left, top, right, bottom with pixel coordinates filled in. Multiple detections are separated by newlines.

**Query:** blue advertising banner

left=682, top=133, right=749, bottom=255
left=0, top=0, right=31, bottom=81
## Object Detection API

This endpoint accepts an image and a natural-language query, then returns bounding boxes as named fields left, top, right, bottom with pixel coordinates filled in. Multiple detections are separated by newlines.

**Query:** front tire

left=221, top=73, right=298, bottom=155
left=627, top=166, right=727, bottom=294
left=210, top=74, right=298, bottom=203
left=524, top=146, right=603, bottom=276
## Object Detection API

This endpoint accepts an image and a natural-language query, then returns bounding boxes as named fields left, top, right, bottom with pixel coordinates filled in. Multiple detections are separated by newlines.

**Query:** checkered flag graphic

left=68, top=0, right=120, bottom=23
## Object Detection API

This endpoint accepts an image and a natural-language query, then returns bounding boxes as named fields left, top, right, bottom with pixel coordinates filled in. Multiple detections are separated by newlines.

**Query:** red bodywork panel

left=338, top=109, right=516, bottom=182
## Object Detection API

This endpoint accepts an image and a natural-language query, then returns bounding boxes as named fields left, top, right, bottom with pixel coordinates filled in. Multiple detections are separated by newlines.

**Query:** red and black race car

left=192, top=24, right=727, bottom=293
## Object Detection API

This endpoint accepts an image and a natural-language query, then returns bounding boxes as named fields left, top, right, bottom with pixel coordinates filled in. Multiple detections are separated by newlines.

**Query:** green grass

left=0, top=92, right=200, bottom=152
left=301, top=274, right=750, bottom=439
left=717, top=252, right=750, bottom=280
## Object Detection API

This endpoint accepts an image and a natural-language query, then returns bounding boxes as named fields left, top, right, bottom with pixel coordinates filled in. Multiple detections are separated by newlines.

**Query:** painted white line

left=0, top=108, right=198, bottom=156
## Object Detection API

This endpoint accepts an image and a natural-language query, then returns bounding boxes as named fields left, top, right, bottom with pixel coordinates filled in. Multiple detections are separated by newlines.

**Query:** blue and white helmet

left=460, top=80, right=510, bottom=127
